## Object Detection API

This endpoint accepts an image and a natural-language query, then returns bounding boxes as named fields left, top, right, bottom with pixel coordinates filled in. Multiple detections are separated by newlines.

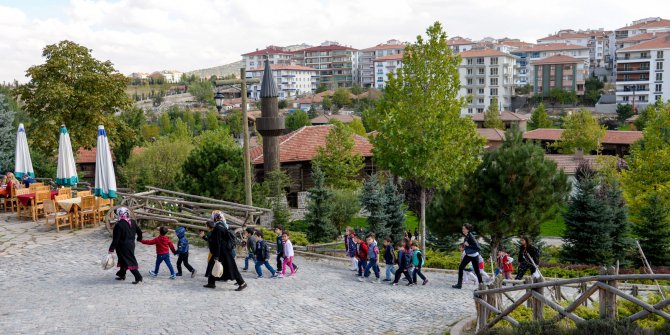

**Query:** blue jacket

left=368, top=241, right=379, bottom=260
left=175, top=227, right=189, bottom=255
left=463, top=232, right=480, bottom=256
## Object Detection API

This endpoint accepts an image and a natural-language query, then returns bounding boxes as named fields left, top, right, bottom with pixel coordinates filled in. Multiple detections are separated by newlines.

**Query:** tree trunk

left=420, top=187, right=426, bottom=252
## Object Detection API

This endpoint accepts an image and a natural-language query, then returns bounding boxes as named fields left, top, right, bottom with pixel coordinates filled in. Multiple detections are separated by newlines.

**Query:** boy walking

left=354, top=235, right=368, bottom=277
left=361, top=233, right=381, bottom=283
left=174, top=227, right=196, bottom=277
left=141, top=226, right=177, bottom=279
left=275, top=226, right=298, bottom=273
left=344, top=227, right=357, bottom=271
left=254, top=231, right=277, bottom=278
left=411, top=241, right=428, bottom=285
left=383, top=237, right=396, bottom=281
left=242, top=227, right=257, bottom=271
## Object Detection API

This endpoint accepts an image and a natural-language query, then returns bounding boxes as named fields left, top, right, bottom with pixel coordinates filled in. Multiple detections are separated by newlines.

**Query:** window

left=478, top=68, right=485, bottom=75
left=477, top=108, right=484, bottom=113
left=377, top=69, right=383, bottom=74
left=478, top=88, right=484, bottom=94
left=476, top=57, right=485, bottom=65
left=467, top=68, right=473, bottom=75
left=658, top=51, right=665, bottom=59
left=467, top=59, right=474, bottom=65
left=657, top=73, right=663, bottom=81
left=657, top=62, right=664, bottom=70
left=490, top=88, right=498, bottom=96
left=467, top=78, right=473, bottom=85
left=377, top=77, right=384, bottom=82
left=641, top=52, right=649, bottom=58
left=623, top=96, right=629, bottom=102
left=656, top=84, right=662, bottom=92
left=490, top=67, right=498, bottom=76
left=640, top=74, right=649, bottom=80
left=490, top=57, right=498, bottom=65
left=468, top=108, right=473, bottom=114
left=490, top=78, right=498, bottom=85
left=478, top=98, right=484, bottom=104
left=467, top=88, right=473, bottom=94
left=478, top=78, right=485, bottom=85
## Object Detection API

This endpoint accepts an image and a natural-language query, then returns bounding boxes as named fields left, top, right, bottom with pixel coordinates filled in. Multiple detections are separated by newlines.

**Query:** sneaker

left=256, top=276, right=264, bottom=279
left=423, top=279, right=429, bottom=286
left=375, top=278, right=381, bottom=284
left=271, top=273, right=279, bottom=278
left=191, top=270, right=197, bottom=278
left=132, top=279, right=143, bottom=285
left=406, top=282, right=413, bottom=286
left=148, top=271, right=157, bottom=277
left=383, top=279, right=391, bottom=282
left=358, top=277, right=365, bottom=282
left=391, top=283, right=398, bottom=286
left=176, top=273, right=183, bottom=277
left=452, top=284, right=462, bottom=289
left=278, top=274, right=284, bottom=278
left=170, top=274, right=176, bottom=280
left=203, top=284, right=216, bottom=289
left=242, top=268, right=248, bottom=271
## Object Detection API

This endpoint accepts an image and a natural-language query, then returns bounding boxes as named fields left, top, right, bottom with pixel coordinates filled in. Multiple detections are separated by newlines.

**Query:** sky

left=1, top=0, right=669, bottom=82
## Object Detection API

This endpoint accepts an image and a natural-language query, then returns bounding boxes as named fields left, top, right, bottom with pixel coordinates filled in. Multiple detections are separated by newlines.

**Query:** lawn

left=540, top=219, right=565, bottom=237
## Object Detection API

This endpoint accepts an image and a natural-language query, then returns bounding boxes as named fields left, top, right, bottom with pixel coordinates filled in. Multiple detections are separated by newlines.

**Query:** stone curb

left=449, top=316, right=476, bottom=335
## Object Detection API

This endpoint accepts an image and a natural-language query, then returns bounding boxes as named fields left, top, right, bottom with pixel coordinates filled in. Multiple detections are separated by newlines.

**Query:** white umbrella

left=94, top=125, right=117, bottom=199
left=14, top=123, right=35, bottom=179
left=56, top=124, right=78, bottom=186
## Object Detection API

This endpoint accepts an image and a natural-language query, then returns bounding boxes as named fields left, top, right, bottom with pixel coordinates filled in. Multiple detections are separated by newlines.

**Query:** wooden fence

left=474, top=267, right=670, bottom=334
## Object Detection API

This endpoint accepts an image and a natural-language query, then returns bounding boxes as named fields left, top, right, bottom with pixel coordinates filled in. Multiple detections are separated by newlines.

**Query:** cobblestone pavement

left=0, top=213, right=475, bottom=335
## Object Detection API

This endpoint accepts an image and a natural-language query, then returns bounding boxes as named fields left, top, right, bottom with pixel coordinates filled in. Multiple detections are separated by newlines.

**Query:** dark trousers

left=116, top=267, right=142, bottom=282
left=413, top=266, right=427, bottom=282
left=177, top=252, right=194, bottom=275
left=207, top=258, right=245, bottom=286
left=457, top=255, right=483, bottom=285
left=358, top=260, right=368, bottom=276
left=515, top=262, right=536, bottom=280
left=277, top=254, right=297, bottom=272
left=364, top=259, right=380, bottom=278
left=392, top=267, right=414, bottom=284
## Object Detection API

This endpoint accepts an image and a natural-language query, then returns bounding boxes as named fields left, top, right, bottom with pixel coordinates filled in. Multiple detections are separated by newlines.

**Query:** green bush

left=260, top=228, right=310, bottom=247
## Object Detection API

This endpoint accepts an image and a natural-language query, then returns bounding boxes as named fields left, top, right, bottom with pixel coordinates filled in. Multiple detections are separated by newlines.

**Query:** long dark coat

left=109, top=219, right=143, bottom=270
left=208, top=223, right=244, bottom=283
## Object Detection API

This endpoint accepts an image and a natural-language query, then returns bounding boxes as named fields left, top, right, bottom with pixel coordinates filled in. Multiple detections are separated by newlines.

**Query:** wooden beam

left=483, top=291, right=531, bottom=331
left=145, top=186, right=271, bottom=213
left=594, top=281, right=670, bottom=321
left=531, top=291, right=584, bottom=324
left=554, top=284, right=599, bottom=322
left=474, top=297, right=519, bottom=326
left=629, top=299, right=670, bottom=322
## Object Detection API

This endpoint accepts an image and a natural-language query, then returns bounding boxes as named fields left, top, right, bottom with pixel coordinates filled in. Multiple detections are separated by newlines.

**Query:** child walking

left=383, top=237, right=396, bottom=281
left=174, top=227, right=196, bottom=277
left=276, top=226, right=298, bottom=273
left=242, top=227, right=257, bottom=271
left=344, top=227, right=357, bottom=271
left=279, top=231, right=295, bottom=277
left=141, top=226, right=177, bottom=279
left=254, top=231, right=277, bottom=278
left=361, top=233, right=381, bottom=283
left=391, top=238, right=414, bottom=286
left=353, top=235, right=368, bottom=278
left=496, top=248, right=514, bottom=280
left=459, top=243, right=479, bottom=285
left=411, top=241, right=429, bottom=285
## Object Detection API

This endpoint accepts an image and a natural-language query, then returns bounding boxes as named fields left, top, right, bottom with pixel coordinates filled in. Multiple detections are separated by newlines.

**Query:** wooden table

left=17, top=190, right=58, bottom=221
left=57, top=197, right=82, bottom=229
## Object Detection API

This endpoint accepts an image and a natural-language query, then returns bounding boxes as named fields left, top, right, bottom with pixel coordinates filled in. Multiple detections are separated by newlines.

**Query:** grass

left=540, top=219, right=565, bottom=237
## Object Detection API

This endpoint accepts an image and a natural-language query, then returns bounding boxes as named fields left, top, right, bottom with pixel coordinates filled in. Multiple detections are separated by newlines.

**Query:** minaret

left=256, top=59, right=284, bottom=178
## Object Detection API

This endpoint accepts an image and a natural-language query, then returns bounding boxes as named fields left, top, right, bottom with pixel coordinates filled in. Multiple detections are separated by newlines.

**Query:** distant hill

left=186, top=60, right=244, bottom=79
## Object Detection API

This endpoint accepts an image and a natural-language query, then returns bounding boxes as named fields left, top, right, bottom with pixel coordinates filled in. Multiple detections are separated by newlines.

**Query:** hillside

left=186, top=60, right=243, bottom=79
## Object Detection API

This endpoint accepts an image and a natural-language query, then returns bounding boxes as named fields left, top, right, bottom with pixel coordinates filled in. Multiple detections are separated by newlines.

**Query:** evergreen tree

left=307, top=105, right=318, bottom=119
left=304, top=167, right=337, bottom=243
left=561, top=172, right=615, bottom=265
left=633, top=193, right=670, bottom=266
left=605, top=180, right=632, bottom=264
left=529, top=102, right=552, bottom=129
left=483, top=97, right=504, bottom=129
left=384, top=178, right=406, bottom=244
left=266, top=170, right=292, bottom=229
left=0, top=93, right=16, bottom=172
left=360, top=174, right=389, bottom=238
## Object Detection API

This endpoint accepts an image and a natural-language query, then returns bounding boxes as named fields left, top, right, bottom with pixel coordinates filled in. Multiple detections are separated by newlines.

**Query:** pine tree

left=605, top=180, right=632, bottom=264
left=529, top=102, right=551, bottom=129
left=384, top=178, right=406, bottom=244
left=0, top=93, right=15, bottom=172
left=304, top=167, right=337, bottom=243
left=360, top=174, right=389, bottom=238
left=561, top=173, right=615, bottom=265
left=483, top=97, right=504, bottom=129
left=266, top=170, right=292, bottom=229
left=633, top=193, right=670, bottom=266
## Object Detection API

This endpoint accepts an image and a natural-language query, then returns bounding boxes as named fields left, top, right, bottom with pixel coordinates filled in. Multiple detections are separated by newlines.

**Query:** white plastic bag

left=101, top=253, right=116, bottom=270
left=212, top=260, right=224, bottom=278
left=532, top=269, right=542, bottom=279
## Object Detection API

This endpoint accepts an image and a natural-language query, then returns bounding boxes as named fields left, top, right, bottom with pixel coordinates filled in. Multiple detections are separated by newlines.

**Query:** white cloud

left=0, top=0, right=668, bottom=82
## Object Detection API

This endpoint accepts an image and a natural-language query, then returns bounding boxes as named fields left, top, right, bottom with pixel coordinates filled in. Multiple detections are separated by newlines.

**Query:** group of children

left=457, top=243, right=515, bottom=286
left=344, top=227, right=429, bottom=286
left=139, top=226, right=196, bottom=279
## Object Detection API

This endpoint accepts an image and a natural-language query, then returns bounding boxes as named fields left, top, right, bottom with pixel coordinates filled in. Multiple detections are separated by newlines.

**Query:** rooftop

left=530, top=54, right=583, bottom=65
left=470, top=111, right=530, bottom=122
left=362, top=43, right=407, bottom=51
left=515, top=43, right=589, bottom=53
left=545, top=154, right=599, bottom=175
left=459, top=49, right=515, bottom=58
left=447, top=37, right=474, bottom=46
left=76, top=147, right=115, bottom=164
left=476, top=128, right=506, bottom=142
left=616, top=18, right=670, bottom=31
left=619, top=31, right=670, bottom=43
left=242, top=46, right=292, bottom=57
left=373, top=54, right=403, bottom=61
left=311, top=114, right=361, bottom=124
left=247, top=64, right=316, bottom=72
left=538, top=30, right=611, bottom=42
left=249, top=125, right=373, bottom=165
left=619, top=35, right=670, bottom=52
left=523, top=129, right=643, bottom=145
left=301, top=44, right=358, bottom=53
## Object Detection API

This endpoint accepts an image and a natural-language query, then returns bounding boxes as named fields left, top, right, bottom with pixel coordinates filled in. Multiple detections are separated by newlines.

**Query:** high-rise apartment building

left=247, top=65, right=317, bottom=100
left=295, top=41, right=358, bottom=89
left=358, top=40, right=406, bottom=88
left=537, top=29, right=613, bottom=73
left=458, top=49, right=517, bottom=115
left=615, top=35, right=670, bottom=109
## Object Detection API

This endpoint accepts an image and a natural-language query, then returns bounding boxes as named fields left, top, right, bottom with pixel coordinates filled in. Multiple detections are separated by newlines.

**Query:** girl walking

left=279, top=231, right=295, bottom=277
left=452, top=224, right=483, bottom=289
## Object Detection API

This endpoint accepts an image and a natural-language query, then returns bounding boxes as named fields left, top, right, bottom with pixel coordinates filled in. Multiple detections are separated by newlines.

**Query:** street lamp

left=214, top=91, right=224, bottom=112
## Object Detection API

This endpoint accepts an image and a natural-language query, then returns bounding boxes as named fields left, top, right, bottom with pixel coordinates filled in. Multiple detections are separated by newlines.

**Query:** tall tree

left=285, top=110, right=311, bottom=132
left=483, top=97, right=504, bottom=129
left=384, top=178, right=407, bottom=244
left=606, top=180, right=632, bottom=263
left=188, top=80, right=214, bottom=105
left=616, top=103, right=634, bottom=123
left=633, top=193, right=670, bottom=266
left=265, top=170, right=292, bottom=229
left=332, top=88, right=352, bottom=109
left=14, top=40, right=131, bottom=155
left=0, top=93, right=16, bottom=171
left=360, top=174, right=389, bottom=238
left=347, top=118, right=367, bottom=136
left=558, top=109, right=606, bottom=154
left=583, top=76, right=604, bottom=105
left=330, top=189, right=361, bottom=234
left=428, top=128, right=570, bottom=259
left=371, top=22, right=486, bottom=250
left=312, top=121, right=364, bottom=190
left=529, top=102, right=552, bottom=130
left=304, top=166, right=337, bottom=243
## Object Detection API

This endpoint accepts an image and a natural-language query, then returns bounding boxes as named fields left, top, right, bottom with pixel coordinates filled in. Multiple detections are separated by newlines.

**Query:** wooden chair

left=32, top=190, right=51, bottom=221
left=58, top=188, right=72, bottom=198
left=77, top=190, right=92, bottom=198
left=28, top=183, right=44, bottom=192
left=36, top=185, right=51, bottom=192
left=96, top=198, right=113, bottom=223
left=54, top=194, right=69, bottom=206
left=43, top=199, right=71, bottom=232
left=79, top=196, right=97, bottom=227
left=15, top=188, right=32, bottom=219
left=4, top=185, right=19, bottom=213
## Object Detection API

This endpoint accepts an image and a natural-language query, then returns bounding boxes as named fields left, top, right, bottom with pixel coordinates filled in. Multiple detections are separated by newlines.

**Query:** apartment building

left=615, top=35, right=670, bottom=108
left=531, top=55, right=589, bottom=96
left=246, top=65, right=317, bottom=100
left=242, top=46, right=294, bottom=70
left=538, top=29, right=614, bottom=72
left=512, top=43, right=590, bottom=86
left=296, top=41, right=358, bottom=89
left=458, top=49, right=517, bottom=115
left=448, top=37, right=475, bottom=53
left=359, top=40, right=406, bottom=88
left=371, top=54, right=403, bottom=89
left=615, top=17, right=670, bottom=41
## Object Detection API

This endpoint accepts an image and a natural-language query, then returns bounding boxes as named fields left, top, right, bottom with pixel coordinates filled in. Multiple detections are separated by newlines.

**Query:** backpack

left=416, top=250, right=425, bottom=267
left=404, top=249, right=413, bottom=267
left=216, top=223, right=237, bottom=251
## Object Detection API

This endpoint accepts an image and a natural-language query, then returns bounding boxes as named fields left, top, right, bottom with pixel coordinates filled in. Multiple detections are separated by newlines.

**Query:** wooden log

left=554, top=285, right=562, bottom=302
left=143, top=207, right=246, bottom=226
left=599, top=267, right=608, bottom=319
left=503, top=291, right=516, bottom=304
left=479, top=283, right=489, bottom=329
left=532, top=291, right=584, bottom=324
left=632, top=285, right=639, bottom=297
left=485, top=291, right=531, bottom=331
left=554, top=284, right=599, bottom=322
left=474, top=297, right=519, bottom=326
left=145, top=186, right=271, bottom=213
left=594, top=281, right=670, bottom=321
left=629, top=299, right=670, bottom=322
left=525, top=277, right=532, bottom=308
left=532, top=276, right=544, bottom=321
left=607, top=266, right=618, bottom=319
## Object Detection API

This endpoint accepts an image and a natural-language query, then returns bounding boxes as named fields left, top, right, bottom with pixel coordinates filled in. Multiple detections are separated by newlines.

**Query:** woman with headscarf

left=202, top=210, right=247, bottom=291
left=515, top=235, right=540, bottom=280
left=108, top=207, right=144, bottom=284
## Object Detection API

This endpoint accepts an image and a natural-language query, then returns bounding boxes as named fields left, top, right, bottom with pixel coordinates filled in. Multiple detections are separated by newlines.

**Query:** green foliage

left=30, top=147, right=57, bottom=179
left=278, top=99, right=288, bottom=109
left=188, top=80, right=214, bottom=105
left=115, top=107, right=145, bottom=166
left=14, top=40, right=132, bottom=157
left=616, top=104, right=635, bottom=123
left=530, top=102, right=552, bottom=130
left=384, top=178, right=407, bottom=244
left=633, top=193, right=670, bottom=266
left=558, top=109, right=606, bottom=154
left=285, top=110, right=311, bottom=132
left=223, top=109, right=243, bottom=137
left=322, top=96, right=333, bottom=111
left=307, top=105, right=318, bottom=119
left=0, top=93, right=16, bottom=171
left=350, top=84, right=363, bottom=95
left=347, top=118, right=367, bottom=136
left=180, top=128, right=244, bottom=202
left=583, top=76, right=604, bottom=106
left=332, top=88, right=352, bottom=109
left=515, top=84, right=532, bottom=95
left=304, top=167, right=337, bottom=243
left=428, top=128, right=570, bottom=259
left=315, top=84, right=328, bottom=94
left=360, top=174, right=389, bottom=238
left=548, top=88, right=578, bottom=105
left=312, top=121, right=364, bottom=190
left=119, top=137, right=193, bottom=191
left=329, top=189, right=361, bottom=234
left=265, top=170, right=292, bottom=229
left=484, top=97, right=504, bottom=129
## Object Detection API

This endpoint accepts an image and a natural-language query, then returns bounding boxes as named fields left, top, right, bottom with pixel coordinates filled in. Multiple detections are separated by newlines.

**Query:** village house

left=470, top=111, right=530, bottom=131
left=523, top=128, right=643, bottom=157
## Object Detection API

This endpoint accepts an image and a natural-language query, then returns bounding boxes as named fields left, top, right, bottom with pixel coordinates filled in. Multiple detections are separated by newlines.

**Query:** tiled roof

left=515, top=43, right=588, bottom=53
left=301, top=45, right=357, bottom=52
left=373, top=54, right=403, bottom=61
left=242, top=46, right=291, bottom=57
left=531, top=54, right=582, bottom=65
left=619, top=35, right=670, bottom=51
left=499, top=40, right=535, bottom=48
left=538, top=30, right=610, bottom=42
left=471, top=111, right=530, bottom=122
left=311, top=114, right=361, bottom=124
left=616, top=18, right=670, bottom=31
left=545, top=154, right=599, bottom=175
left=76, top=147, right=115, bottom=164
left=459, top=49, right=515, bottom=58
left=619, top=32, right=670, bottom=43
left=477, top=128, right=506, bottom=142
left=247, top=65, right=316, bottom=72
left=447, top=37, right=474, bottom=46
left=361, top=43, right=407, bottom=51
left=249, top=125, right=373, bottom=165
left=523, top=129, right=643, bottom=144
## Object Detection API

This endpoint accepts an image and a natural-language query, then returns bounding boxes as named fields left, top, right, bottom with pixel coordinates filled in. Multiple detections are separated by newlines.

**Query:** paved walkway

left=0, top=213, right=475, bottom=334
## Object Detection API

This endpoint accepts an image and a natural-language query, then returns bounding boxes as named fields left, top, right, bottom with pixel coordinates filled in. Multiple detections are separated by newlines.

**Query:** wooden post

left=477, top=284, right=488, bottom=331
left=580, top=282, right=588, bottom=306
left=632, top=285, right=639, bottom=297
left=525, top=277, right=533, bottom=308
left=240, top=68, right=253, bottom=209
left=607, top=266, right=618, bottom=319
left=532, top=276, right=545, bottom=321
left=554, top=284, right=562, bottom=302
left=599, top=267, right=608, bottom=319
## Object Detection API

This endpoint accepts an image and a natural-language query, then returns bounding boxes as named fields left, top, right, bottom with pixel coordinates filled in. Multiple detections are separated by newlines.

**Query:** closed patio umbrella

left=14, top=123, right=34, bottom=178
left=94, top=125, right=116, bottom=199
left=56, top=124, right=78, bottom=186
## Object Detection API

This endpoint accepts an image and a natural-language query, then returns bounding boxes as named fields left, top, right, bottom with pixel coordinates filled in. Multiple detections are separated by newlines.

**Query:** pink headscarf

left=116, top=207, right=131, bottom=223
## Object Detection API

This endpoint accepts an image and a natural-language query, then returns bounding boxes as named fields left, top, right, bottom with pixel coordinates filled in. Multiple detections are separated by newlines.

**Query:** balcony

left=616, top=67, right=650, bottom=73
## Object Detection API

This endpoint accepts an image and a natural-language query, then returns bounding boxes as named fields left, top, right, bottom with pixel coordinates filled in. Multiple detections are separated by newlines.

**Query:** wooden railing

left=473, top=267, right=670, bottom=334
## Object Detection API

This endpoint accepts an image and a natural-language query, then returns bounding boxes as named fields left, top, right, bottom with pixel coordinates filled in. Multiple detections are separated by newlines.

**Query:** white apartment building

left=512, top=43, right=590, bottom=86
left=615, top=18, right=670, bottom=41
left=242, top=46, right=294, bottom=70
left=161, top=70, right=183, bottom=83
left=371, top=54, right=403, bottom=89
left=448, top=36, right=475, bottom=53
left=615, top=35, right=670, bottom=108
left=297, top=41, right=358, bottom=88
left=359, top=40, right=406, bottom=88
left=458, top=49, right=517, bottom=115
left=538, top=29, right=613, bottom=72
left=247, top=65, right=317, bottom=100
